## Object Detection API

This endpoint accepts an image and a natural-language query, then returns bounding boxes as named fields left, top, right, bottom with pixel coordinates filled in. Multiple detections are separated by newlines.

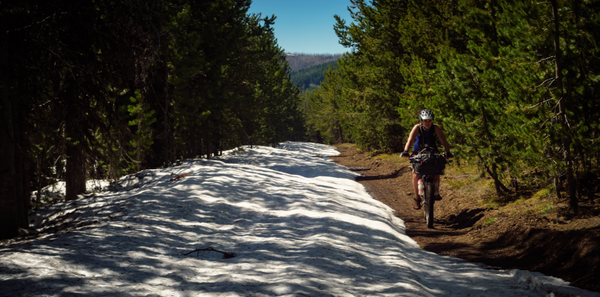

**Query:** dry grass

left=483, top=217, right=498, bottom=226
left=374, top=153, right=406, bottom=165
left=442, top=162, right=568, bottom=220
left=369, top=152, right=597, bottom=227
left=444, top=161, right=495, bottom=200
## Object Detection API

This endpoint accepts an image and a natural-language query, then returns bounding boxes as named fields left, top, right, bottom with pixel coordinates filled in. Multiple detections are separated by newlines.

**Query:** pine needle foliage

left=0, top=0, right=306, bottom=238
left=302, top=0, right=600, bottom=210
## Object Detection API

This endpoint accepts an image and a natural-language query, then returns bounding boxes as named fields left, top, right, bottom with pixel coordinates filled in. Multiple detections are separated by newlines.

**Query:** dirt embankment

left=331, top=144, right=600, bottom=293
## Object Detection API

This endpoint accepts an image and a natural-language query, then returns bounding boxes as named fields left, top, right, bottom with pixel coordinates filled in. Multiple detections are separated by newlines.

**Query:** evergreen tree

left=0, top=0, right=305, bottom=239
left=304, top=0, right=600, bottom=210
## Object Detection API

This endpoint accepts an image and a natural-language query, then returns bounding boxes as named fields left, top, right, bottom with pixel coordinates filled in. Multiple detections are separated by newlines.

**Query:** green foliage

left=533, top=188, right=553, bottom=201
left=2, top=0, right=307, bottom=208
left=290, top=61, right=338, bottom=91
left=127, top=90, right=156, bottom=171
left=303, top=0, right=600, bottom=209
left=484, top=217, right=498, bottom=226
left=482, top=196, right=502, bottom=209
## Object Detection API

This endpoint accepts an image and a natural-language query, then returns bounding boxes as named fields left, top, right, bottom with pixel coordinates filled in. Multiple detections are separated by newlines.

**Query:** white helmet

left=419, top=109, right=434, bottom=121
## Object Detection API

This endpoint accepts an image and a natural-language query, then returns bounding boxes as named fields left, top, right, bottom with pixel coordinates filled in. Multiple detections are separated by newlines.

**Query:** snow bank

left=1, top=141, right=597, bottom=297
left=31, top=179, right=110, bottom=201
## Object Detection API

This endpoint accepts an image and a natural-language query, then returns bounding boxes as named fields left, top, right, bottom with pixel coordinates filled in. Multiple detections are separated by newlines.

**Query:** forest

left=0, top=0, right=305, bottom=239
left=290, top=60, right=339, bottom=91
left=2, top=0, right=599, bottom=241
left=286, top=53, right=342, bottom=72
left=302, top=0, right=600, bottom=212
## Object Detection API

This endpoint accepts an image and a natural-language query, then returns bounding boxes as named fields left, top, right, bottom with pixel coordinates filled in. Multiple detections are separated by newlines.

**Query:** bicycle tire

left=423, top=178, right=435, bottom=228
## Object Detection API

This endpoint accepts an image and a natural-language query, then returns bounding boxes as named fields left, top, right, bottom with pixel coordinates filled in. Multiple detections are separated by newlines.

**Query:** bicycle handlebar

left=408, top=152, right=454, bottom=160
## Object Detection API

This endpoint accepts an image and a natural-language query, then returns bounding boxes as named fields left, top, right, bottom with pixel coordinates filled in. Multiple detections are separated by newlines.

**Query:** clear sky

left=247, top=0, right=353, bottom=54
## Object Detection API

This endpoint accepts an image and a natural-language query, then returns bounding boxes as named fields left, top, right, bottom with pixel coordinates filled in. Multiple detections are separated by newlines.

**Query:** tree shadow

left=444, top=208, right=487, bottom=229
left=1, top=144, right=595, bottom=296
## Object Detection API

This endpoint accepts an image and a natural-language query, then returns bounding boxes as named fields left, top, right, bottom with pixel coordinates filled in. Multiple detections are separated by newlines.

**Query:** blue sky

left=247, top=0, right=353, bottom=54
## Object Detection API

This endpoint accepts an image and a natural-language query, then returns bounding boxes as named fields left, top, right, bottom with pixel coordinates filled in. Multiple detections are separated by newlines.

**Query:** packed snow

left=1, top=142, right=598, bottom=297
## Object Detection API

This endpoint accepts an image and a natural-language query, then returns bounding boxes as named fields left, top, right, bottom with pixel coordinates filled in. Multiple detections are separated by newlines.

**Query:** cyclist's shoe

left=413, top=196, right=422, bottom=210
left=435, top=195, right=442, bottom=201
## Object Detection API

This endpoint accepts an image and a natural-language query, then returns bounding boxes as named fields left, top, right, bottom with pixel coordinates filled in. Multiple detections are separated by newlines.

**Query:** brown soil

left=331, top=144, right=600, bottom=293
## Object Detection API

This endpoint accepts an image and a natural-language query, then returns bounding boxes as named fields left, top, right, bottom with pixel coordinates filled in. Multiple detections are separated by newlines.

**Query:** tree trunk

left=0, top=22, right=19, bottom=238
left=478, top=104, right=510, bottom=196
left=64, top=85, right=86, bottom=201
left=65, top=144, right=86, bottom=201
left=477, top=151, right=511, bottom=196
left=0, top=111, right=19, bottom=238
left=0, top=109, right=19, bottom=239
left=554, top=176, right=562, bottom=200
left=491, top=163, right=501, bottom=196
left=511, top=177, right=519, bottom=193
left=163, top=60, right=171, bottom=165
left=336, top=119, right=344, bottom=144
left=36, top=157, right=42, bottom=205
left=14, top=110, right=30, bottom=228
left=551, top=0, right=578, bottom=211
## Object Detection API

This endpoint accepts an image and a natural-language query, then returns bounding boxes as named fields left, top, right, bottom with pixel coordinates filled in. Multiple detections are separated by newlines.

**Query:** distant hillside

left=290, top=60, right=338, bottom=91
left=286, top=53, right=343, bottom=72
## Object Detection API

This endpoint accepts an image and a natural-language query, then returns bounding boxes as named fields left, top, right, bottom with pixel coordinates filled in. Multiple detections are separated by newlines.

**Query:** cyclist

left=400, top=109, right=453, bottom=210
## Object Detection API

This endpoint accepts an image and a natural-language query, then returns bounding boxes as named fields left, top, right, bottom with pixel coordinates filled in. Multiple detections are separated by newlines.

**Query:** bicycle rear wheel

left=423, top=179, right=435, bottom=228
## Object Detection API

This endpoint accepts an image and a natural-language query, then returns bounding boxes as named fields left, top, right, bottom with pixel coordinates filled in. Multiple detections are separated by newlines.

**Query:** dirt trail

left=331, top=144, right=600, bottom=293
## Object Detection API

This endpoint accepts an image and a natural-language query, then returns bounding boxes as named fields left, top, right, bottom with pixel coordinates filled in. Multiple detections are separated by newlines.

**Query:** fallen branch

left=183, top=247, right=235, bottom=259
left=168, top=173, right=190, bottom=182
left=570, top=272, right=600, bottom=286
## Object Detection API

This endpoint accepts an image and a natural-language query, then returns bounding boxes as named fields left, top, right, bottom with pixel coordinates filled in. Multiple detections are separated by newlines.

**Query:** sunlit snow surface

left=1, top=141, right=597, bottom=297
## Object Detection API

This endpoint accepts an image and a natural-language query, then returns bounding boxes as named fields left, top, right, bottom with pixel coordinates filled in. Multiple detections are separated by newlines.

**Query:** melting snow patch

left=1, top=141, right=598, bottom=297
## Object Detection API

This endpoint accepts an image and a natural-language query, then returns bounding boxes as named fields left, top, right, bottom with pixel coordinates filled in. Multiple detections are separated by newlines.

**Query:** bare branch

left=6, top=12, right=67, bottom=33
left=533, top=116, right=551, bottom=134
left=536, top=77, right=556, bottom=89
left=564, top=113, right=572, bottom=129
left=552, top=96, right=563, bottom=112
left=527, top=98, right=554, bottom=109
left=536, top=56, right=555, bottom=63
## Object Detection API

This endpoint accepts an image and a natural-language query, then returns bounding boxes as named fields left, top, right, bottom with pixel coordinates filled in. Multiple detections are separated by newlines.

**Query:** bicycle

left=419, top=172, right=436, bottom=228
left=409, top=147, right=450, bottom=229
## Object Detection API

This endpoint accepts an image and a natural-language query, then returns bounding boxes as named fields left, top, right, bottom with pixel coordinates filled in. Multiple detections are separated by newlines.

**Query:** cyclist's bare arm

left=403, top=124, right=420, bottom=152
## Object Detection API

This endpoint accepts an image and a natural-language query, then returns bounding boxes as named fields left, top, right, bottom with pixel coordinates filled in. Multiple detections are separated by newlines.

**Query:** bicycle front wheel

left=423, top=180, right=435, bottom=228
